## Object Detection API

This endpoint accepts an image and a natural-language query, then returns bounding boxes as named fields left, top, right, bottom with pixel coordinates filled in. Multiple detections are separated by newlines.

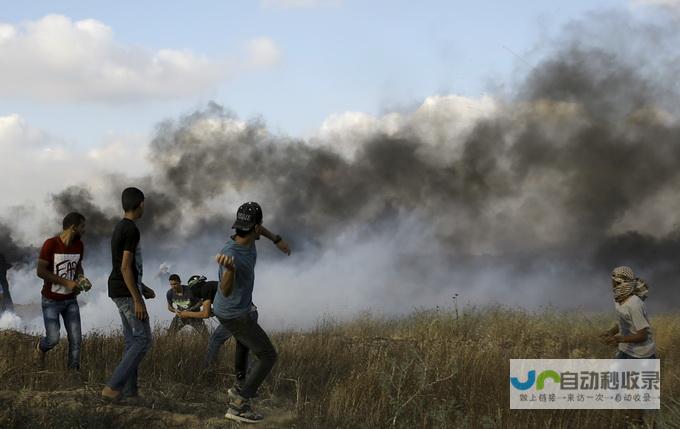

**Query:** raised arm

left=257, top=225, right=291, bottom=255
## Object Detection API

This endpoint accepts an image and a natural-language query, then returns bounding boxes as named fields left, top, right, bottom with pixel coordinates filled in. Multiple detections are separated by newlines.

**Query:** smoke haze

left=2, top=11, right=680, bottom=332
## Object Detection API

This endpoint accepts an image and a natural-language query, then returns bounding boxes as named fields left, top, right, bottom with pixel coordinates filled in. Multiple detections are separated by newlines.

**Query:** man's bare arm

left=121, top=251, right=142, bottom=300
left=121, top=250, right=147, bottom=320
left=215, top=254, right=235, bottom=297
left=257, top=225, right=291, bottom=255
left=219, top=268, right=235, bottom=297
left=180, top=300, right=212, bottom=319
left=600, top=324, right=619, bottom=337
left=141, top=284, right=156, bottom=299
left=615, top=328, right=649, bottom=344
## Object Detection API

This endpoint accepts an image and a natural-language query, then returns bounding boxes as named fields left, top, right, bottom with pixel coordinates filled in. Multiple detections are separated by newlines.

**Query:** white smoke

left=0, top=311, right=22, bottom=330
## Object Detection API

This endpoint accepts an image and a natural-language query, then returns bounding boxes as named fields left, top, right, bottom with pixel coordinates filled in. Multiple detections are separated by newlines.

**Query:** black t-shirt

left=191, top=281, right=218, bottom=304
left=108, top=218, right=141, bottom=298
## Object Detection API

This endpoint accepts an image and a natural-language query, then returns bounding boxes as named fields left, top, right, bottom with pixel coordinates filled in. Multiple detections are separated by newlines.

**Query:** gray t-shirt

left=615, top=295, right=656, bottom=358
left=213, top=237, right=257, bottom=319
left=166, top=285, right=198, bottom=311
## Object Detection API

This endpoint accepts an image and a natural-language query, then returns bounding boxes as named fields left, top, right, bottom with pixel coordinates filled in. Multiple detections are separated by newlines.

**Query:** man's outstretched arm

left=257, top=225, right=291, bottom=255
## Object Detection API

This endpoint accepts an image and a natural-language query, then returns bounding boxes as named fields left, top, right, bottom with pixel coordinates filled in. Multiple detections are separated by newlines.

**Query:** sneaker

left=225, top=402, right=263, bottom=424
left=101, top=386, right=122, bottom=403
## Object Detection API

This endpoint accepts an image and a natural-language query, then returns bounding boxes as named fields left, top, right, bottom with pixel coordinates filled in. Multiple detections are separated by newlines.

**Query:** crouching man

left=167, top=273, right=206, bottom=335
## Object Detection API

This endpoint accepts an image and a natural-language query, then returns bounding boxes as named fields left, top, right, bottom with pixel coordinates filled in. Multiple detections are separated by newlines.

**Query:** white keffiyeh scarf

left=611, top=266, right=649, bottom=303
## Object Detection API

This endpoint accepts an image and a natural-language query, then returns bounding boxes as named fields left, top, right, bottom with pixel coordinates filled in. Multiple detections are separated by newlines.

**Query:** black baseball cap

left=232, top=202, right=263, bottom=230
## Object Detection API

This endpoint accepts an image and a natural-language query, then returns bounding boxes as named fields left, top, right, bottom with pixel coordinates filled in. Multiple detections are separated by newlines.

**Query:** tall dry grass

left=0, top=307, right=678, bottom=428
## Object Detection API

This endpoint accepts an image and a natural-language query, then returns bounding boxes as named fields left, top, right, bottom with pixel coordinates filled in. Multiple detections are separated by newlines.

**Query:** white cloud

left=0, top=114, right=149, bottom=213
left=632, top=0, right=680, bottom=6
left=312, top=94, right=498, bottom=160
left=0, top=15, right=282, bottom=103
left=244, top=37, right=283, bottom=68
left=261, top=0, right=342, bottom=9
left=631, top=0, right=680, bottom=14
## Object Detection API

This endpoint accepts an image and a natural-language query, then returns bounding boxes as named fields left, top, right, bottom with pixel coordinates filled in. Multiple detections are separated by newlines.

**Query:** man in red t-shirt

left=35, top=212, right=87, bottom=370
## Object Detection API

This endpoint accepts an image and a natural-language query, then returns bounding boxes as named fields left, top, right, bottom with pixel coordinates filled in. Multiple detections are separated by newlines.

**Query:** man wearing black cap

left=213, top=202, right=289, bottom=424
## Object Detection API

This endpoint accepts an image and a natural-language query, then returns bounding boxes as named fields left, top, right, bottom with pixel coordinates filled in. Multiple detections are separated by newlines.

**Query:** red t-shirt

left=39, top=236, right=84, bottom=300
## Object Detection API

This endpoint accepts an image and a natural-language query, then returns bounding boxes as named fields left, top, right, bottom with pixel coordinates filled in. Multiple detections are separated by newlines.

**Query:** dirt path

left=0, top=388, right=297, bottom=428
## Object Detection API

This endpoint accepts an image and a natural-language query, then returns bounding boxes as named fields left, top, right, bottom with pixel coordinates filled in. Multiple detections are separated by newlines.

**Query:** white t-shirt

left=615, top=295, right=656, bottom=358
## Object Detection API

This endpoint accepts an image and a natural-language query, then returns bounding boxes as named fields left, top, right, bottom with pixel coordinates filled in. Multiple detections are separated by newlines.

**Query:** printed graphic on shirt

left=172, top=297, right=192, bottom=311
left=52, top=253, right=81, bottom=295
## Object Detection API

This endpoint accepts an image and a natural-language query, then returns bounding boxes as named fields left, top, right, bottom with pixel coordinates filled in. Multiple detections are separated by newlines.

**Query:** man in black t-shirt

left=166, top=273, right=206, bottom=335
left=102, top=187, right=156, bottom=402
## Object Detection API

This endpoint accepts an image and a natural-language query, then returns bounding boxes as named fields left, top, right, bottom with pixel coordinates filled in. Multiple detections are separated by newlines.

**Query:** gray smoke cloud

left=4, top=11, right=680, bottom=332
left=0, top=224, right=36, bottom=268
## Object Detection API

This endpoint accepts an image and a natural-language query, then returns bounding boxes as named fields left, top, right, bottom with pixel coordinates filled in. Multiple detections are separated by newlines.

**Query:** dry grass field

left=0, top=307, right=678, bottom=428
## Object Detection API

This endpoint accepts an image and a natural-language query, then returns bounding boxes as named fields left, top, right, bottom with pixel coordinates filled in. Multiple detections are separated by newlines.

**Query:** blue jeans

left=40, top=296, right=81, bottom=369
left=204, top=323, right=233, bottom=368
left=204, top=310, right=258, bottom=373
left=107, top=297, right=153, bottom=396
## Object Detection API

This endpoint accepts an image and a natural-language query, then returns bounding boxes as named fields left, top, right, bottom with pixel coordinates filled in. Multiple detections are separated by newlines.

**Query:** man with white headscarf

left=600, top=268, right=656, bottom=429
left=600, top=266, right=656, bottom=359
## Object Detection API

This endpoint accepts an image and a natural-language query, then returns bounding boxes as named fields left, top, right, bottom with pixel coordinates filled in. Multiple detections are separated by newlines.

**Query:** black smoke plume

left=7, top=11, right=680, bottom=314
left=0, top=224, right=35, bottom=268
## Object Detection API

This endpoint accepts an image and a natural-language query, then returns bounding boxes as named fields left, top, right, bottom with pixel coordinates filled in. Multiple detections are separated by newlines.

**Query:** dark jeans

left=0, top=278, right=14, bottom=313
left=39, top=296, right=81, bottom=369
left=616, top=350, right=657, bottom=359
left=107, top=297, right=153, bottom=396
left=204, top=310, right=258, bottom=371
left=168, top=316, right=208, bottom=335
left=217, top=312, right=277, bottom=398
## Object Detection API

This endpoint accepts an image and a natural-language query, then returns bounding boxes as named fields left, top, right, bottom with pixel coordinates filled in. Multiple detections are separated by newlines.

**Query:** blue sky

left=0, top=0, right=645, bottom=147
